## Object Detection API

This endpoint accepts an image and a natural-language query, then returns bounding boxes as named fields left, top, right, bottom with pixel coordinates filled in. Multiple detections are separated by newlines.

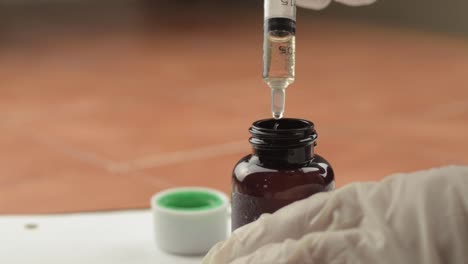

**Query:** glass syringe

left=263, top=0, right=296, bottom=119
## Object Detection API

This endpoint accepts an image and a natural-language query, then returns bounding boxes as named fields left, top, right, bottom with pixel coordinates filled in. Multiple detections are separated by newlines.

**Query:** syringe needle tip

left=271, top=88, right=286, bottom=120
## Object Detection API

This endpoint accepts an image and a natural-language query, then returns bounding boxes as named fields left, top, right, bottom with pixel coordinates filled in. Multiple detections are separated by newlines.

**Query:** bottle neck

left=252, top=145, right=314, bottom=167
left=249, top=118, right=318, bottom=168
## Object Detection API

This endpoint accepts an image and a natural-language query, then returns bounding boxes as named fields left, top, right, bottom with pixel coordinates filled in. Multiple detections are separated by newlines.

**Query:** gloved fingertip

left=335, top=0, right=377, bottom=6
left=296, top=0, right=333, bottom=10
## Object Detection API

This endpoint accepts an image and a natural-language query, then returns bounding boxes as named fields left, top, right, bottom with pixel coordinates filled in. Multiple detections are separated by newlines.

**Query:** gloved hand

left=203, top=166, right=468, bottom=264
left=296, top=0, right=376, bottom=10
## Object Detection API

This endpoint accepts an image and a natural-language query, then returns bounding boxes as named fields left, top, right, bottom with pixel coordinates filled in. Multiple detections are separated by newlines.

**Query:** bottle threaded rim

left=249, top=118, right=317, bottom=149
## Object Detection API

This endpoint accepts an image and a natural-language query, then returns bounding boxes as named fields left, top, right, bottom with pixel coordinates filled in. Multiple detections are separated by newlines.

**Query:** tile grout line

left=108, top=100, right=468, bottom=173
left=321, top=99, right=468, bottom=136
left=32, top=135, right=119, bottom=172
left=14, top=99, right=466, bottom=177
left=423, top=99, right=468, bottom=119
left=31, top=135, right=174, bottom=187
left=111, top=140, right=248, bottom=173
left=32, top=134, right=246, bottom=186
left=32, top=136, right=181, bottom=188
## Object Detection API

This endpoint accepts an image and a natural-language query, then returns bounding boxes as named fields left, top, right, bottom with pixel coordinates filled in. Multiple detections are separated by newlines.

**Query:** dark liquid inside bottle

left=231, top=118, right=335, bottom=231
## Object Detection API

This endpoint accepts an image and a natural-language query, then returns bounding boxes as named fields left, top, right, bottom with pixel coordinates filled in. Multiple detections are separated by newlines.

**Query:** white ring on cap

left=151, top=187, right=229, bottom=255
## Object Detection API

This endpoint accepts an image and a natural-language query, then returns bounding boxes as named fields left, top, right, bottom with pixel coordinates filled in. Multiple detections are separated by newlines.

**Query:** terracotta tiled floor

left=1, top=20, right=467, bottom=214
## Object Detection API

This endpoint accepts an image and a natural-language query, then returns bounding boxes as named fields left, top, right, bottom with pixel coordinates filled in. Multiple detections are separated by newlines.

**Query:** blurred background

left=1, top=0, right=467, bottom=214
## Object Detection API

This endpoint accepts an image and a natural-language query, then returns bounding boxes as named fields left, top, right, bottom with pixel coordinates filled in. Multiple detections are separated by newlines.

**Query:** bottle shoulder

left=310, top=153, right=335, bottom=184
left=233, top=153, right=333, bottom=169
left=233, top=153, right=334, bottom=184
left=233, top=154, right=276, bottom=182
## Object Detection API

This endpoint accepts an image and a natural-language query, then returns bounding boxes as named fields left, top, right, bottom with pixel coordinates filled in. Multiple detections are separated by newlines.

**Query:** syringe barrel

left=263, top=0, right=297, bottom=119
left=263, top=0, right=296, bottom=89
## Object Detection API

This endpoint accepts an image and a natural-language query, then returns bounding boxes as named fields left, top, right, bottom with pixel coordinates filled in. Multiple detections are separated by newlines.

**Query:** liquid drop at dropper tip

left=273, top=111, right=283, bottom=119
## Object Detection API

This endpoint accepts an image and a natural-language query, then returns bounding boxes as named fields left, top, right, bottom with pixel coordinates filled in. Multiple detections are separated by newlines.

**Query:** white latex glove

left=296, top=0, right=376, bottom=10
left=203, top=166, right=468, bottom=264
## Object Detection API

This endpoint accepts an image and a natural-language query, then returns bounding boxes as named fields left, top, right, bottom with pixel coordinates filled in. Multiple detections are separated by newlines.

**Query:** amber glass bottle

left=231, top=118, right=335, bottom=231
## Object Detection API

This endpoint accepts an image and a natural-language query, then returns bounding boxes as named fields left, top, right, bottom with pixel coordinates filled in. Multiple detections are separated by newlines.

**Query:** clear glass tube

left=263, top=0, right=296, bottom=119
